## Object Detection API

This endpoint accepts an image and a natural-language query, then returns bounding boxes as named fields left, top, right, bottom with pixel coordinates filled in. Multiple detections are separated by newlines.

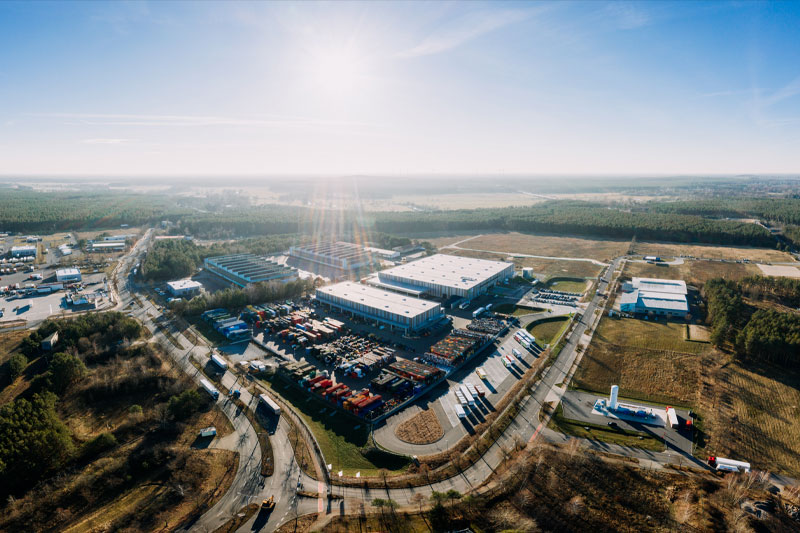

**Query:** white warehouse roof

left=379, top=254, right=513, bottom=293
left=316, top=281, right=440, bottom=318
left=631, top=277, right=687, bottom=295
left=167, top=279, right=202, bottom=291
left=56, top=267, right=81, bottom=277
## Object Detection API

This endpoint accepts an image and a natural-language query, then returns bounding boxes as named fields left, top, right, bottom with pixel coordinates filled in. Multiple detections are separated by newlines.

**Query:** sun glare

left=310, top=45, right=364, bottom=95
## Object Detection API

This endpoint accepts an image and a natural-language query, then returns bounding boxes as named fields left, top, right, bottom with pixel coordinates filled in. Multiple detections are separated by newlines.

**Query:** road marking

left=529, top=421, right=544, bottom=443
left=317, top=481, right=325, bottom=513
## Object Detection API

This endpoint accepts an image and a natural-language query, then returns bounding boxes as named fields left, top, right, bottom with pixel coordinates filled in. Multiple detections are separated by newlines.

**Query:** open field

left=526, top=316, right=570, bottom=345
left=0, top=330, right=27, bottom=365
left=634, top=241, right=795, bottom=263
left=594, top=317, right=710, bottom=355
left=687, top=325, right=711, bottom=342
left=546, top=277, right=588, bottom=293
left=444, top=248, right=604, bottom=280
left=548, top=404, right=664, bottom=451
left=395, top=409, right=444, bottom=445
left=706, top=362, right=800, bottom=477
left=434, top=232, right=628, bottom=262
left=493, top=303, right=545, bottom=317
left=622, top=258, right=761, bottom=287
left=572, top=340, right=704, bottom=408
left=757, top=264, right=800, bottom=278
left=269, top=378, right=410, bottom=476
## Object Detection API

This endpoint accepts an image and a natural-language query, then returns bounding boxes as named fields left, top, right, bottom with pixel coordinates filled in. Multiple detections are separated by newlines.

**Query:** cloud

left=603, top=3, right=652, bottom=30
left=81, top=138, right=131, bottom=144
left=762, top=75, right=800, bottom=107
left=397, top=8, right=531, bottom=58
left=35, top=113, right=371, bottom=129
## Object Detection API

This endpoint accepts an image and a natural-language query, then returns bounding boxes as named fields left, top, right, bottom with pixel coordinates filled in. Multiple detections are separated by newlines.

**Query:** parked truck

left=665, top=406, right=679, bottom=429
left=707, top=456, right=751, bottom=473
left=200, top=378, right=220, bottom=400
left=472, top=307, right=485, bottom=319
left=210, top=353, right=228, bottom=371
left=259, top=393, right=281, bottom=416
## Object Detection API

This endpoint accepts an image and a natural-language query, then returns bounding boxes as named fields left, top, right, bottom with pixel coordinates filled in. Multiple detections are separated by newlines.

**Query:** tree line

left=703, top=277, right=800, bottom=366
left=170, top=277, right=315, bottom=316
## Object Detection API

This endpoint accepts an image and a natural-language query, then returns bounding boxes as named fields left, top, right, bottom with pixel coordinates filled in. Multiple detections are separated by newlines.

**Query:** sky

left=0, top=0, right=799, bottom=177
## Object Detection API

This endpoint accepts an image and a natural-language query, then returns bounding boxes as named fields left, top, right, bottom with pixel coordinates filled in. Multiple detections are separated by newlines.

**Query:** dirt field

left=757, top=264, right=800, bottom=278
left=705, top=361, right=800, bottom=477
left=634, top=241, right=795, bottom=263
left=436, top=232, right=629, bottom=262
left=687, top=325, right=711, bottom=342
left=0, top=330, right=27, bottom=365
left=622, top=259, right=761, bottom=287
left=395, top=409, right=444, bottom=445
left=572, top=339, right=706, bottom=407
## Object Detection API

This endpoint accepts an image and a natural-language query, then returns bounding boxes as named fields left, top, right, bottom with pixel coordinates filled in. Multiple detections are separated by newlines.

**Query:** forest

left=0, top=188, right=189, bottom=232
left=0, top=314, right=230, bottom=531
left=372, top=202, right=776, bottom=246
left=703, top=277, right=800, bottom=366
left=140, top=235, right=307, bottom=281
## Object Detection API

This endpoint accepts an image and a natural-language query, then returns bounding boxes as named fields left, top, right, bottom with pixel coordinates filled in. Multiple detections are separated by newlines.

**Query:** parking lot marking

left=440, top=390, right=461, bottom=427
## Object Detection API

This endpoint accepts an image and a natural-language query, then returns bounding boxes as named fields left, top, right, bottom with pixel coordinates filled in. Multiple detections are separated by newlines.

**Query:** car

left=607, top=421, right=618, bottom=428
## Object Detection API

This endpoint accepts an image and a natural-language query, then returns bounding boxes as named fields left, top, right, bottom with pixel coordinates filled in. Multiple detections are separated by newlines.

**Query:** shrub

left=167, top=389, right=204, bottom=420
left=8, top=354, right=27, bottom=381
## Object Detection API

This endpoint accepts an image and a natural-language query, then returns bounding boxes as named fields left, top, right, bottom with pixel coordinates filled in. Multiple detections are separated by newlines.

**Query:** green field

left=526, top=316, right=570, bottom=344
left=268, top=378, right=409, bottom=476
left=548, top=404, right=664, bottom=451
left=493, top=303, right=546, bottom=317
left=546, top=277, right=588, bottom=293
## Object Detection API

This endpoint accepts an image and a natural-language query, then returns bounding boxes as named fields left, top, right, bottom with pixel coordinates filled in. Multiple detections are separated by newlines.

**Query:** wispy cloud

left=762, top=75, right=800, bottom=107
left=34, top=113, right=371, bottom=129
left=81, top=138, right=131, bottom=144
left=602, top=3, right=651, bottom=30
left=397, top=8, right=532, bottom=58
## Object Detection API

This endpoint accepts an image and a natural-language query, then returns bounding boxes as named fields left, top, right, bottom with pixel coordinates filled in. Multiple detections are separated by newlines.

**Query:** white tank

left=609, top=385, right=619, bottom=410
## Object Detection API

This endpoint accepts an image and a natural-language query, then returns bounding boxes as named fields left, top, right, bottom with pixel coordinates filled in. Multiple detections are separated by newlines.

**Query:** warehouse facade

left=166, top=279, right=203, bottom=297
left=377, top=254, right=514, bottom=299
left=56, top=268, right=82, bottom=283
left=204, top=254, right=297, bottom=288
left=11, top=245, right=37, bottom=258
left=315, top=281, right=444, bottom=333
left=619, top=277, right=689, bottom=318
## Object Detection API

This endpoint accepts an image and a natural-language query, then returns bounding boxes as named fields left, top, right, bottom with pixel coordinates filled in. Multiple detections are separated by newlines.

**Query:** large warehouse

left=619, top=277, right=689, bottom=318
left=377, top=254, right=514, bottom=299
left=10, top=245, right=37, bottom=258
left=288, top=241, right=378, bottom=279
left=204, top=254, right=297, bottom=288
left=316, top=281, right=444, bottom=333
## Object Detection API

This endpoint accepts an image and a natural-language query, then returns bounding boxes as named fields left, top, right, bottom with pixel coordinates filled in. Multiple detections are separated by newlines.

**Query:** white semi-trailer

left=708, top=456, right=751, bottom=473
left=459, top=384, right=475, bottom=406
left=666, top=406, right=679, bottom=428
left=259, top=393, right=281, bottom=416
left=210, top=353, right=229, bottom=371
left=455, top=404, right=466, bottom=419
left=200, top=378, right=220, bottom=400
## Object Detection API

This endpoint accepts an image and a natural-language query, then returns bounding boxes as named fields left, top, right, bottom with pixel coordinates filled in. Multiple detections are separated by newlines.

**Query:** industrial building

left=58, top=244, right=73, bottom=256
left=288, top=241, right=377, bottom=277
left=204, top=254, right=297, bottom=288
left=315, top=281, right=444, bottom=333
left=376, top=254, right=514, bottom=299
left=90, top=242, right=126, bottom=252
left=56, top=268, right=82, bottom=283
left=619, top=277, right=689, bottom=318
left=166, top=279, right=202, bottom=297
left=10, top=245, right=37, bottom=258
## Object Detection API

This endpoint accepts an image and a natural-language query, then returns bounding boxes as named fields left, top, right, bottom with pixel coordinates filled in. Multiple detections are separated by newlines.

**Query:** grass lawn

left=593, top=316, right=709, bottom=355
left=526, top=316, right=570, bottom=345
left=546, top=278, right=588, bottom=293
left=493, top=303, right=546, bottom=317
left=548, top=404, right=664, bottom=452
left=268, top=378, right=410, bottom=476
